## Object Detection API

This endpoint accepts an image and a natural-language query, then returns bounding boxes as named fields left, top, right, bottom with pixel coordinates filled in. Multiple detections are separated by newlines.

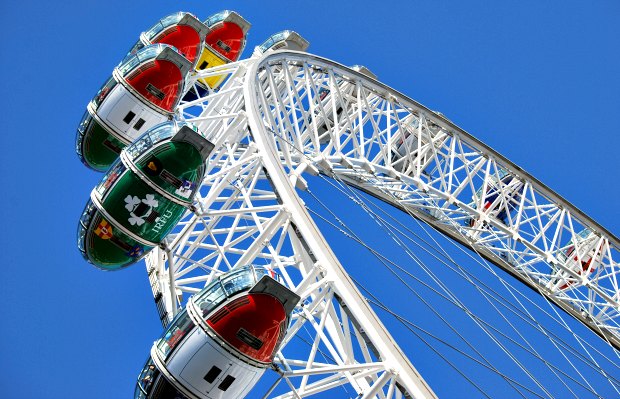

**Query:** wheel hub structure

left=144, top=51, right=620, bottom=398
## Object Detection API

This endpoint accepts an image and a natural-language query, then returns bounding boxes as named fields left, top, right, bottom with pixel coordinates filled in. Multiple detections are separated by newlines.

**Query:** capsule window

left=133, top=118, right=146, bottom=131
left=146, top=83, right=166, bottom=101
left=143, top=156, right=162, bottom=176
left=123, top=111, right=136, bottom=124
left=216, top=40, right=231, bottom=53
left=198, top=61, right=208, bottom=70
left=157, top=310, right=195, bottom=360
left=160, top=169, right=183, bottom=188
left=236, top=328, right=263, bottom=350
left=103, top=139, right=122, bottom=154
left=203, top=366, right=222, bottom=384
left=218, top=375, right=235, bottom=391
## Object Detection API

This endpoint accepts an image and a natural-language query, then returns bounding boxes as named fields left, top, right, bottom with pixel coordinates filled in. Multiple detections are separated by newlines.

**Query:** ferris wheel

left=75, top=11, right=620, bottom=399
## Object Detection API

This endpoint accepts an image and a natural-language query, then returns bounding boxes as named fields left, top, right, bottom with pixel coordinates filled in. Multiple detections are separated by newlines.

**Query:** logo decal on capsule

left=125, top=194, right=159, bottom=226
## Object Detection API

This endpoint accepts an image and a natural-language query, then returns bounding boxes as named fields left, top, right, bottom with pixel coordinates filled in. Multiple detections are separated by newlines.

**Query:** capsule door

left=97, top=87, right=167, bottom=142
left=165, top=327, right=263, bottom=398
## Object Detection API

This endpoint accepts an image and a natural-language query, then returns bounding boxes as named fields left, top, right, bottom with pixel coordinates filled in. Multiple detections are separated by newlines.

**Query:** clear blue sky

left=0, top=1, right=618, bottom=397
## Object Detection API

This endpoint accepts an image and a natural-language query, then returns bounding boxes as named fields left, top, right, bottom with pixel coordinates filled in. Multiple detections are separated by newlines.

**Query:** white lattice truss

left=144, top=51, right=620, bottom=398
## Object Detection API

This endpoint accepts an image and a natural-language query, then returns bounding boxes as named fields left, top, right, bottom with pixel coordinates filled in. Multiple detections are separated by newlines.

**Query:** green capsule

left=78, top=121, right=213, bottom=270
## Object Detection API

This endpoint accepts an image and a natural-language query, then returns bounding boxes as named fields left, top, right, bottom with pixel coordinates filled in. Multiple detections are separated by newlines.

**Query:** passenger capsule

left=126, top=12, right=209, bottom=67
left=77, top=121, right=214, bottom=270
left=390, top=113, right=448, bottom=175
left=195, top=10, right=250, bottom=89
left=311, top=65, right=376, bottom=144
left=466, top=168, right=525, bottom=228
left=76, top=44, right=192, bottom=172
left=255, top=30, right=310, bottom=55
left=552, top=229, right=603, bottom=290
left=134, top=266, right=300, bottom=399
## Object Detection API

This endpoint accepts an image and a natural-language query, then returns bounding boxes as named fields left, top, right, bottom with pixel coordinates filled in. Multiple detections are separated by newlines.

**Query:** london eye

left=72, top=7, right=619, bottom=399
